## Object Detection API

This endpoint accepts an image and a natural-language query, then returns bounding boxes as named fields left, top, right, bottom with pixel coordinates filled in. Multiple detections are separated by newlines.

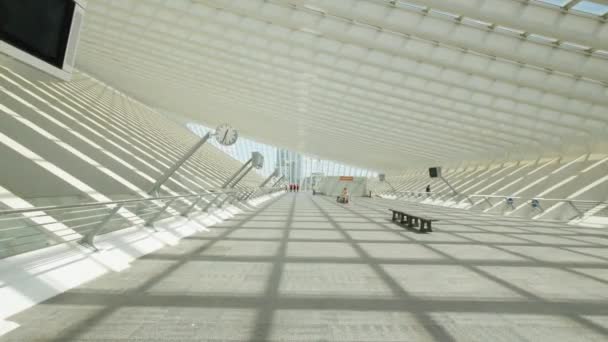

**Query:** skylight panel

left=429, top=9, right=460, bottom=20
left=494, top=25, right=525, bottom=36
left=462, top=17, right=493, bottom=29
left=536, top=0, right=572, bottom=7
left=570, top=1, right=608, bottom=15
left=299, top=27, right=322, bottom=36
left=527, top=34, right=559, bottom=44
left=560, top=41, right=591, bottom=51
left=595, top=49, right=608, bottom=57
left=303, top=4, right=325, bottom=14
left=394, top=1, right=427, bottom=13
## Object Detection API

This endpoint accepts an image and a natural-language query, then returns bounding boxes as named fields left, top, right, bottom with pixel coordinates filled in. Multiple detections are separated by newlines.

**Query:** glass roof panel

left=462, top=17, right=493, bottom=29
left=596, top=50, right=608, bottom=57
left=527, top=34, right=559, bottom=44
left=560, top=41, right=591, bottom=51
left=494, top=25, right=525, bottom=36
left=571, top=1, right=608, bottom=15
left=429, top=9, right=460, bottom=20
left=395, top=1, right=427, bottom=12
left=537, top=0, right=572, bottom=7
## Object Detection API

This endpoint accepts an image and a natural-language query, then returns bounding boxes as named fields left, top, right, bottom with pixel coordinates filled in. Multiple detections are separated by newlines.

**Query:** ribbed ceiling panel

left=76, top=0, right=608, bottom=172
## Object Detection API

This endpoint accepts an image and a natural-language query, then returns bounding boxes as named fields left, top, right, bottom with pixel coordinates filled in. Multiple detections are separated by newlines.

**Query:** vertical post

left=148, top=132, right=211, bottom=196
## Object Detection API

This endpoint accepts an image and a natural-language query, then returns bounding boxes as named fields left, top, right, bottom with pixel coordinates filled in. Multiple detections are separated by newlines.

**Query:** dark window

left=0, top=0, right=75, bottom=68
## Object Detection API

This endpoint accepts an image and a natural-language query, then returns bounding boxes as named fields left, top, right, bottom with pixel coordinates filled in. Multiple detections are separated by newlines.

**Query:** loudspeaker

left=429, top=167, right=442, bottom=178
left=378, top=174, right=386, bottom=182
left=251, top=152, right=264, bottom=169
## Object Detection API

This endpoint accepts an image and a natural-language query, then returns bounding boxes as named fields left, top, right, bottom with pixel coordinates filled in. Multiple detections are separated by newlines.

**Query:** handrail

left=0, top=189, right=235, bottom=216
left=378, top=190, right=608, bottom=222
left=0, top=186, right=285, bottom=257
left=380, top=190, right=607, bottom=206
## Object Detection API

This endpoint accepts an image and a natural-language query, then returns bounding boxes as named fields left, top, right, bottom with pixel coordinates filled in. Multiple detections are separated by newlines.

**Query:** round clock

left=214, top=124, right=238, bottom=146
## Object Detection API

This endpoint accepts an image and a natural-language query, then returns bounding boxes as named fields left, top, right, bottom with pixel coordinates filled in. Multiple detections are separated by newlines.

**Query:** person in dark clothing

left=426, top=185, right=431, bottom=196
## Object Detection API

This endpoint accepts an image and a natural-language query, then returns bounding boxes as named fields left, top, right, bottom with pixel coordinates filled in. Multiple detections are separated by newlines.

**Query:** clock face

left=215, top=124, right=238, bottom=146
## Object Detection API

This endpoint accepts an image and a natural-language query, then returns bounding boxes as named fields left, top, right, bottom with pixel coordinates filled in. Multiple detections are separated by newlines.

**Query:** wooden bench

left=389, top=209, right=438, bottom=233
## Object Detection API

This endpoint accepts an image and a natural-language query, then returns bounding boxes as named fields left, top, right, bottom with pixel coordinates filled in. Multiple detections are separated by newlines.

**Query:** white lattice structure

left=75, top=0, right=608, bottom=172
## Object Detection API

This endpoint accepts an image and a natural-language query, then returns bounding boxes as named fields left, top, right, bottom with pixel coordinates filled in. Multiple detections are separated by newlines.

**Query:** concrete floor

left=2, top=193, right=608, bottom=341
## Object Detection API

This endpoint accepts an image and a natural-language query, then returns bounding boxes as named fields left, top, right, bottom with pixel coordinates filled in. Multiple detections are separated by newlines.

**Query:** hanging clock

left=214, top=123, right=238, bottom=146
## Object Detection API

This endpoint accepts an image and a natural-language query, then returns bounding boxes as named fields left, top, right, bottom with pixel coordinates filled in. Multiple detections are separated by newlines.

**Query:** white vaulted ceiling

left=76, top=0, right=608, bottom=172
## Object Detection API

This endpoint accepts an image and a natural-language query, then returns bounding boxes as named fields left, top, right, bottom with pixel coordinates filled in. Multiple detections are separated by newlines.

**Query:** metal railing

left=0, top=187, right=284, bottom=259
left=378, top=190, right=608, bottom=222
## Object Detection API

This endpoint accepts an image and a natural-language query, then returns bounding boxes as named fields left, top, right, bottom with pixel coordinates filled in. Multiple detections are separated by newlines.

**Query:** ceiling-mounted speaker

left=429, top=167, right=442, bottom=178
left=252, top=152, right=264, bottom=169
left=378, top=174, right=386, bottom=182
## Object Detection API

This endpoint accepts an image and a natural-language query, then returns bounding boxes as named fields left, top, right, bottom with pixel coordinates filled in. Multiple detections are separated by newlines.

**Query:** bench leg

left=413, top=217, right=419, bottom=227
left=400, top=213, right=405, bottom=224
left=427, top=221, right=433, bottom=232
left=392, top=211, right=397, bottom=221
left=407, top=216, right=414, bottom=228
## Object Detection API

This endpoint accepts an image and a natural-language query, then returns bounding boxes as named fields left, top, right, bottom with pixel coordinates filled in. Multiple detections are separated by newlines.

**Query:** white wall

left=0, top=56, right=265, bottom=259
left=316, top=176, right=368, bottom=197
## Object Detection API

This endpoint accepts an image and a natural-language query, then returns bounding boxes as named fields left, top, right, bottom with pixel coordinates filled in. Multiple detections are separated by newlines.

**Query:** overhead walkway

left=2, top=193, right=608, bottom=341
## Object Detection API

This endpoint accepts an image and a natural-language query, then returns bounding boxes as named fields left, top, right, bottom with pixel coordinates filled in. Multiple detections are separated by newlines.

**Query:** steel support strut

left=148, top=132, right=211, bottom=196
left=244, top=169, right=279, bottom=201
left=79, top=133, right=211, bottom=250
left=79, top=204, right=122, bottom=250
left=217, top=164, right=255, bottom=208
left=271, top=175, right=285, bottom=188
left=201, top=159, right=254, bottom=213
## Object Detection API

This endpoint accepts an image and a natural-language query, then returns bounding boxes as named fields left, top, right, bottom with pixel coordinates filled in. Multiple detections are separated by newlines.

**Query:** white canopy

left=77, top=0, right=608, bottom=172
